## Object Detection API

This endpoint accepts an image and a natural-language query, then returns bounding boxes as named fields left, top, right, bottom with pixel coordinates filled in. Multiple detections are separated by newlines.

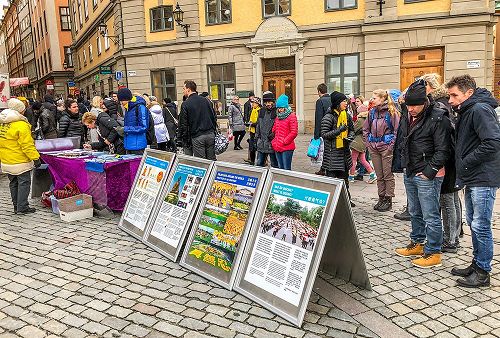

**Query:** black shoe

left=378, top=197, right=392, bottom=212
left=354, top=175, right=364, bottom=181
left=459, top=222, right=465, bottom=238
left=243, top=159, right=253, bottom=165
left=14, top=206, right=17, bottom=214
left=350, top=201, right=356, bottom=207
left=18, top=207, right=36, bottom=214
left=451, top=262, right=476, bottom=277
left=373, top=197, right=384, bottom=210
left=457, top=268, right=490, bottom=288
left=394, top=207, right=411, bottom=221
left=441, top=242, right=458, bottom=253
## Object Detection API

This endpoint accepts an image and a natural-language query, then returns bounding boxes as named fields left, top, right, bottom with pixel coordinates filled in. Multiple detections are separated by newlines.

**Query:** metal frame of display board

left=142, top=155, right=215, bottom=261
left=179, top=162, right=268, bottom=290
left=118, top=149, right=176, bottom=241
left=233, top=168, right=370, bottom=327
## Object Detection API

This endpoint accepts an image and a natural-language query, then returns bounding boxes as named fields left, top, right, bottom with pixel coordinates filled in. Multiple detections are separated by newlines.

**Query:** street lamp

left=173, top=2, right=190, bottom=37
left=63, top=61, right=68, bottom=70
left=98, top=20, right=119, bottom=44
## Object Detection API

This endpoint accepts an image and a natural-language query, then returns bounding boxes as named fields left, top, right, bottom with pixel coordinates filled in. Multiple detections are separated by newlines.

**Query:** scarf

left=335, top=109, right=348, bottom=149
left=277, top=107, right=292, bottom=120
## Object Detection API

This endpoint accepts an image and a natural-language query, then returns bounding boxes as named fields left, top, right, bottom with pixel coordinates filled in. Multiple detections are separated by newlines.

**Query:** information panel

left=180, top=162, right=267, bottom=290
left=143, top=156, right=214, bottom=260
left=234, top=169, right=342, bottom=326
left=118, top=150, right=175, bottom=240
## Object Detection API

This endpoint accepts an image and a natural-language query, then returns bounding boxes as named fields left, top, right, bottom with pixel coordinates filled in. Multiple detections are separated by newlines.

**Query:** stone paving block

left=60, top=313, right=89, bottom=328
left=29, top=303, right=55, bottom=315
left=42, top=319, right=68, bottom=335
left=449, top=325, right=477, bottom=338
left=80, top=308, right=107, bottom=322
left=2, top=304, right=27, bottom=318
left=229, top=321, right=255, bottom=335
left=0, top=317, right=26, bottom=331
left=81, top=321, right=110, bottom=335
left=127, top=312, right=158, bottom=327
left=246, top=315, right=279, bottom=331
left=206, top=304, right=230, bottom=316
left=407, top=324, right=434, bottom=338
left=203, top=313, right=233, bottom=328
left=150, top=300, right=186, bottom=313
left=132, top=303, right=160, bottom=315
left=181, top=308, right=206, bottom=320
left=19, top=312, right=50, bottom=326
left=65, top=304, right=87, bottom=315
left=178, top=317, right=209, bottom=331
left=152, top=321, right=186, bottom=337
left=62, top=327, right=89, bottom=337
left=464, top=320, right=491, bottom=335
left=318, top=316, right=357, bottom=334
left=277, top=324, right=306, bottom=337
left=205, top=324, right=237, bottom=338
left=156, top=310, right=183, bottom=323
left=325, top=328, right=355, bottom=338
left=101, top=316, right=130, bottom=331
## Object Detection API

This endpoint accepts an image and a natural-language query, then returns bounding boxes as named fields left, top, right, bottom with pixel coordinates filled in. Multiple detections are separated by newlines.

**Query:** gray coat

left=321, top=111, right=355, bottom=172
left=227, top=103, right=245, bottom=132
left=256, top=107, right=276, bottom=153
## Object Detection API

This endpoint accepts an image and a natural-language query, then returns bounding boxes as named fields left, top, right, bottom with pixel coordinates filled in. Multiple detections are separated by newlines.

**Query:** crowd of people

left=0, top=73, right=498, bottom=288
left=260, top=213, right=317, bottom=250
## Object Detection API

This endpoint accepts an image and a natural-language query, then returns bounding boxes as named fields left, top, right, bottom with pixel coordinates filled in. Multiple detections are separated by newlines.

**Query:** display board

left=143, top=155, right=214, bottom=261
left=180, top=162, right=267, bottom=290
left=118, top=150, right=176, bottom=240
left=234, top=168, right=370, bottom=327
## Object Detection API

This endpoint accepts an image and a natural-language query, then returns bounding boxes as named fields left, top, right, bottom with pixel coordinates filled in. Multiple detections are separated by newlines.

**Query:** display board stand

left=234, top=169, right=370, bottom=327
left=319, top=186, right=371, bottom=290
left=118, top=150, right=176, bottom=241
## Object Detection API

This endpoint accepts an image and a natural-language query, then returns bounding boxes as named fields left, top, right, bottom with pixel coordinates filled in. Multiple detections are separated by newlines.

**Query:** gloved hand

left=345, top=135, right=355, bottom=143
left=34, top=159, right=42, bottom=168
left=338, top=125, right=348, bottom=132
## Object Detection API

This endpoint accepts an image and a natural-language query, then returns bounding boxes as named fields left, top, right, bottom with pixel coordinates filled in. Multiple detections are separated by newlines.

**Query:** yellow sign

left=210, top=85, right=219, bottom=100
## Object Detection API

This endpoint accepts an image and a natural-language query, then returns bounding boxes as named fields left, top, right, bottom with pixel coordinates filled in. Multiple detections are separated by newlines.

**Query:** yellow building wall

left=74, top=0, right=112, bottom=40
left=144, top=0, right=177, bottom=42
left=397, top=0, right=451, bottom=16
left=198, top=0, right=365, bottom=36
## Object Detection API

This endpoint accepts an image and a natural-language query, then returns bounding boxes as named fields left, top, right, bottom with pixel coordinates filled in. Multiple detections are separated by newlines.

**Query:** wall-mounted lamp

left=98, top=21, right=119, bottom=44
left=173, top=2, right=190, bottom=37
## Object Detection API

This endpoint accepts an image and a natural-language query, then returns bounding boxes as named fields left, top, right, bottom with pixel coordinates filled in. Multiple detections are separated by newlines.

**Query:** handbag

left=214, top=129, right=229, bottom=155
left=307, top=138, right=322, bottom=159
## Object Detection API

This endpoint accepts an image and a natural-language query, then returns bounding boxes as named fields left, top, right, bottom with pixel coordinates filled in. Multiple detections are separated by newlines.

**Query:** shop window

left=206, top=0, right=231, bottom=25
left=325, top=53, right=359, bottom=95
left=150, top=6, right=174, bottom=32
left=325, top=0, right=356, bottom=10
left=263, top=0, right=290, bottom=17
left=207, top=63, right=235, bottom=116
left=60, top=7, right=71, bottom=31
left=151, top=68, right=176, bottom=102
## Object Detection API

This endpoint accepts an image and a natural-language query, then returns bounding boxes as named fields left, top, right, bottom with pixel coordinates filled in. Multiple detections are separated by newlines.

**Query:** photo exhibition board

left=180, top=162, right=268, bottom=290
left=234, top=168, right=344, bottom=327
left=118, top=150, right=176, bottom=240
left=143, top=155, right=214, bottom=261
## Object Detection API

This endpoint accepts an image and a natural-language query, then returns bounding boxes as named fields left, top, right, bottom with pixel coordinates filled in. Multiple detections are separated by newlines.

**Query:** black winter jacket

left=179, top=93, right=217, bottom=140
left=39, top=103, right=58, bottom=139
left=163, top=103, right=178, bottom=140
left=320, top=110, right=355, bottom=172
left=58, top=111, right=83, bottom=138
left=243, top=100, right=252, bottom=123
left=91, top=112, right=125, bottom=154
left=397, top=100, right=452, bottom=180
left=454, top=88, right=500, bottom=188
left=256, top=107, right=276, bottom=153
left=314, top=94, right=331, bottom=139
left=103, top=99, right=119, bottom=120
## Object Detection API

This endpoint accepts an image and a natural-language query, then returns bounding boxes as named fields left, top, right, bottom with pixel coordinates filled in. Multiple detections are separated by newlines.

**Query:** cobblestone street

left=0, top=135, right=499, bottom=338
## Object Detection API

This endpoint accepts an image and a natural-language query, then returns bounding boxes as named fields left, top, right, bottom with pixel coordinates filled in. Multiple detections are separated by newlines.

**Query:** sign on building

left=143, top=155, right=214, bottom=261
left=180, top=162, right=267, bottom=290
left=0, top=74, right=10, bottom=109
left=99, top=66, right=112, bottom=75
left=127, top=70, right=137, bottom=77
left=118, top=150, right=176, bottom=241
left=466, top=60, right=481, bottom=69
left=115, top=71, right=123, bottom=81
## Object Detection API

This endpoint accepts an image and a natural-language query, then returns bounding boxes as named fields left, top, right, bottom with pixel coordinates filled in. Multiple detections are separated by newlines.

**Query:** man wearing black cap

left=118, top=87, right=150, bottom=154
left=395, top=79, right=452, bottom=269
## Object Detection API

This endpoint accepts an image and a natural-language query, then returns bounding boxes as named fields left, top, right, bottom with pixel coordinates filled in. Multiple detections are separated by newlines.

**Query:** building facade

left=3, top=1, right=25, bottom=96
left=71, top=0, right=496, bottom=132
left=18, top=0, right=37, bottom=97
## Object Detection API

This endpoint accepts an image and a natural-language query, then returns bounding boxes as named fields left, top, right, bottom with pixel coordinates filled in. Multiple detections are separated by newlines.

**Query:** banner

left=0, top=74, right=10, bottom=109
left=243, top=182, right=329, bottom=306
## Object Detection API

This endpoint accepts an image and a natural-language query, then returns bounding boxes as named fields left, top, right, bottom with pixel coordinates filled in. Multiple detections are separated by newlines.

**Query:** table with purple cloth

left=40, top=153, right=141, bottom=211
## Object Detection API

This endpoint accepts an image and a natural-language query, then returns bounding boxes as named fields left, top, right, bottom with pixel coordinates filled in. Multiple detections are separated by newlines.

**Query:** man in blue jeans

left=395, top=79, right=452, bottom=268
left=446, top=75, right=500, bottom=287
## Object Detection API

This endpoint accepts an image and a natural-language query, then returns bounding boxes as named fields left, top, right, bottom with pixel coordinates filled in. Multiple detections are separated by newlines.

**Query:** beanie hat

left=32, top=102, right=42, bottom=110
left=405, top=79, right=427, bottom=105
left=276, top=94, right=289, bottom=108
left=117, top=88, right=133, bottom=101
left=44, top=94, right=54, bottom=104
left=262, top=91, right=276, bottom=102
left=330, top=91, right=347, bottom=109
left=8, top=98, right=26, bottom=113
left=250, top=96, right=261, bottom=106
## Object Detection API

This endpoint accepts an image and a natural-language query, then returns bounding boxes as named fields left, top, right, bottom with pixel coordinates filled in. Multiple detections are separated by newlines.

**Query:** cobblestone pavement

left=0, top=135, right=499, bottom=338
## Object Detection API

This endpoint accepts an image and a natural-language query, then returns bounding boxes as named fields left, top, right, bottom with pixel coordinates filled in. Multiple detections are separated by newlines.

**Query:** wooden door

left=400, top=48, right=444, bottom=91
left=401, top=66, right=444, bottom=90
left=263, top=71, right=296, bottom=111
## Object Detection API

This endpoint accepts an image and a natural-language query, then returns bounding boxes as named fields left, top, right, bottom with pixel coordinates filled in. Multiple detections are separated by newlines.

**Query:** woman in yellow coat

left=0, top=98, right=41, bottom=214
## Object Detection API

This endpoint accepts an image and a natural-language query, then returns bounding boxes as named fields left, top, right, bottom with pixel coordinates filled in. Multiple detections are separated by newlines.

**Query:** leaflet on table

left=188, top=171, right=259, bottom=273
left=243, top=181, right=330, bottom=306
left=123, top=156, right=169, bottom=231
left=150, top=164, right=207, bottom=247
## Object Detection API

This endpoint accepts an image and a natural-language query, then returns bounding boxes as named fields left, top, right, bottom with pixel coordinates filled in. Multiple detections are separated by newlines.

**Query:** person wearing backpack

left=363, top=89, right=400, bottom=212
left=118, top=88, right=149, bottom=155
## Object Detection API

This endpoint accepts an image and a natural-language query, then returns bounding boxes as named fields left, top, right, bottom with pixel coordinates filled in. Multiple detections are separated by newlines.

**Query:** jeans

left=464, top=186, right=497, bottom=272
left=440, top=191, right=462, bottom=246
left=8, top=171, right=32, bottom=212
left=256, top=152, right=278, bottom=168
left=192, top=132, right=216, bottom=160
left=404, top=174, right=444, bottom=254
left=275, top=150, right=294, bottom=170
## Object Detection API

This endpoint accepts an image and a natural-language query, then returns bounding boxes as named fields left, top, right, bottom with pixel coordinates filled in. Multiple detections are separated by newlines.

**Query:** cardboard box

left=58, top=194, right=93, bottom=222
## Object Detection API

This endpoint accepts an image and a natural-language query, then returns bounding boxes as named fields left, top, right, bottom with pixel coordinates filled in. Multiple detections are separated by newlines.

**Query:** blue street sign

left=115, top=71, right=123, bottom=81
left=68, top=81, right=75, bottom=87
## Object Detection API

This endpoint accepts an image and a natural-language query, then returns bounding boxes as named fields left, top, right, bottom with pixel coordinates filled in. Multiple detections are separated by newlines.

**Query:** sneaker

left=367, top=172, right=377, bottom=184
left=441, top=242, right=458, bottom=253
left=394, top=206, right=411, bottom=221
left=456, top=268, right=490, bottom=288
left=395, top=242, right=424, bottom=257
left=412, top=253, right=442, bottom=268
left=348, top=175, right=355, bottom=183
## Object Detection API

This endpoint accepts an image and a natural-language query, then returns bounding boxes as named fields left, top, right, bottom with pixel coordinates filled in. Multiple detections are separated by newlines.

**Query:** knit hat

left=330, top=91, right=347, bottom=109
left=276, top=94, right=289, bottom=108
left=262, top=91, right=276, bottom=102
left=250, top=97, right=261, bottom=106
left=8, top=98, right=26, bottom=113
left=117, top=88, right=133, bottom=101
left=405, top=79, right=427, bottom=105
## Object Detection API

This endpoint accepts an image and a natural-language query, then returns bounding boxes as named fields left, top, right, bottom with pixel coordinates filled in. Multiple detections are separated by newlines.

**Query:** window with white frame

left=89, top=44, right=93, bottom=61
left=64, top=46, right=73, bottom=67
left=93, top=0, right=97, bottom=8
left=325, top=0, right=357, bottom=10
left=325, top=53, right=360, bottom=95
left=150, top=6, right=174, bottom=32
left=59, top=7, right=71, bottom=31
left=83, top=49, right=87, bottom=65
left=104, top=28, right=110, bottom=50
left=83, top=0, right=88, bottom=19
left=263, top=0, right=290, bottom=17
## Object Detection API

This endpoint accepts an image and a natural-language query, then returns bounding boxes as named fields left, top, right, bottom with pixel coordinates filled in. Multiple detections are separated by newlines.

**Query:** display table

left=40, top=152, right=141, bottom=211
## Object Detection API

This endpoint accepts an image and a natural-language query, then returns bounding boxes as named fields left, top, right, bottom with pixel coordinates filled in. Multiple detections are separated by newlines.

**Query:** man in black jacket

left=395, top=79, right=452, bottom=269
left=38, top=95, right=58, bottom=139
left=445, top=75, right=500, bottom=288
left=179, top=80, right=217, bottom=160
left=314, top=83, right=331, bottom=140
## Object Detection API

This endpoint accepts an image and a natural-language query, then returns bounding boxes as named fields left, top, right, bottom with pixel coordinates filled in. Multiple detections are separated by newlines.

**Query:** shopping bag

left=307, top=138, right=322, bottom=159
left=214, top=131, right=229, bottom=155
left=310, top=138, right=324, bottom=168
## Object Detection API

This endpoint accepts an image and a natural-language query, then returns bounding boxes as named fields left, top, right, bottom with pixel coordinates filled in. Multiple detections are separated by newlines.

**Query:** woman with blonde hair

left=363, top=89, right=400, bottom=212
left=82, top=111, right=125, bottom=154
left=87, top=96, right=104, bottom=143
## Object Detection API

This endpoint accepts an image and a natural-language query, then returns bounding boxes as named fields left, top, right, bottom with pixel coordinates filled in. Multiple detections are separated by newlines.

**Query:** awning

left=9, top=77, right=30, bottom=87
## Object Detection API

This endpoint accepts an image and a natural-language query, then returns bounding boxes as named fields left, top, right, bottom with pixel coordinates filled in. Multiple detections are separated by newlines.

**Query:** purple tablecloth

left=40, top=154, right=141, bottom=211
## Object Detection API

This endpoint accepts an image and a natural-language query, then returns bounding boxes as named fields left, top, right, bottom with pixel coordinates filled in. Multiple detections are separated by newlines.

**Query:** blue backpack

left=367, top=108, right=395, bottom=144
